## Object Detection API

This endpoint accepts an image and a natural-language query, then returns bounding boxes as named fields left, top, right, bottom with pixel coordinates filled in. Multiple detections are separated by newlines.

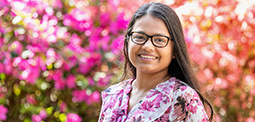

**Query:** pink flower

left=109, top=22, right=118, bottom=35
left=72, top=90, right=88, bottom=102
left=0, top=38, right=4, bottom=49
left=36, top=57, right=47, bottom=71
left=47, top=34, right=57, bottom=43
left=250, top=88, right=255, bottom=95
left=66, top=75, right=76, bottom=89
left=97, top=75, right=111, bottom=87
left=67, top=34, right=84, bottom=53
left=52, top=0, right=63, bottom=9
left=0, top=87, right=6, bottom=98
left=53, top=71, right=65, bottom=90
left=26, top=44, right=40, bottom=53
left=246, top=117, right=255, bottom=122
left=111, top=36, right=124, bottom=55
left=32, top=114, right=42, bottom=122
left=0, top=105, right=8, bottom=120
left=46, top=48, right=57, bottom=58
left=109, top=13, right=128, bottom=35
left=2, top=53, right=12, bottom=74
left=91, top=91, right=100, bottom=102
left=55, top=78, right=65, bottom=90
left=203, top=68, right=213, bottom=80
left=26, top=94, right=37, bottom=105
left=70, top=33, right=81, bottom=45
left=108, top=0, right=119, bottom=10
left=116, top=13, right=128, bottom=30
left=0, top=0, right=9, bottom=8
left=77, top=63, right=91, bottom=74
left=184, top=36, right=192, bottom=44
left=11, top=40, right=22, bottom=54
left=63, top=9, right=92, bottom=32
left=78, top=53, right=102, bottom=74
left=45, top=7, right=54, bottom=16
left=226, top=74, right=239, bottom=83
left=71, top=9, right=90, bottom=22
left=100, top=12, right=111, bottom=27
left=0, top=63, right=4, bottom=73
left=39, top=109, right=47, bottom=119
left=88, top=30, right=101, bottom=50
left=101, top=35, right=111, bottom=51
left=20, top=65, right=40, bottom=84
left=67, top=43, right=84, bottom=53
left=87, top=77, right=95, bottom=86
left=64, top=56, right=78, bottom=70
left=60, top=102, right=67, bottom=112
left=63, top=15, right=72, bottom=26
left=66, top=113, right=82, bottom=122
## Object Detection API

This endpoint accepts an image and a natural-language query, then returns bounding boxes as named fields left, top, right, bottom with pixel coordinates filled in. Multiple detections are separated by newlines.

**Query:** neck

left=132, top=70, right=171, bottom=92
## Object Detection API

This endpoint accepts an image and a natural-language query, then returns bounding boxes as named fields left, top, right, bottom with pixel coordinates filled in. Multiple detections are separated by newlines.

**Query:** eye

left=132, top=33, right=146, bottom=42
left=134, top=35, right=145, bottom=39
left=154, top=37, right=167, bottom=43
left=155, top=38, right=165, bottom=42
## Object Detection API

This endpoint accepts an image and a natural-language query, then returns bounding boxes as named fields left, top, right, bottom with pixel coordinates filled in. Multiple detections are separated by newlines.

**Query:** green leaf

left=46, top=107, right=54, bottom=115
left=0, top=73, right=6, bottom=80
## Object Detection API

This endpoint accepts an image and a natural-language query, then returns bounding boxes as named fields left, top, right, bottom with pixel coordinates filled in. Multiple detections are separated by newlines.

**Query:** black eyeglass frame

left=129, top=31, right=173, bottom=48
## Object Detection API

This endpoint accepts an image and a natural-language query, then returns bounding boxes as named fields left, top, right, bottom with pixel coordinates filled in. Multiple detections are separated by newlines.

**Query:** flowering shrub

left=0, top=0, right=254, bottom=121
left=174, top=0, right=255, bottom=121
left=0, top=0, right=132, bottom=121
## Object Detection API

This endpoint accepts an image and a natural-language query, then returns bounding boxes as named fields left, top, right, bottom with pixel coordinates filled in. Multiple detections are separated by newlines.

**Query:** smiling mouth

left=138, top=54, right=158, bottom=59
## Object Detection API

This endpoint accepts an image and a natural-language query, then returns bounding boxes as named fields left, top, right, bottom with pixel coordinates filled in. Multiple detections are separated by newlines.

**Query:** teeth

left=140, top=55, right=157, bottom=59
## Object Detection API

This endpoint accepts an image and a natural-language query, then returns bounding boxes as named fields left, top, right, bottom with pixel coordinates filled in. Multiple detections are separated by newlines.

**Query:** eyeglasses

left=130, top=31, right=172, bottom=48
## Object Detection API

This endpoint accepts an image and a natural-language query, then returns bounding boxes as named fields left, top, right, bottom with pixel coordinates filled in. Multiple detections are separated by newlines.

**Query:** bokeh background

left=0, top=0, right=255, bottom=121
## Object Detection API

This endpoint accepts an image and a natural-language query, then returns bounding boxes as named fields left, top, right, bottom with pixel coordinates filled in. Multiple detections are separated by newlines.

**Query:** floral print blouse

left=99, top=77, right=209, bottom=122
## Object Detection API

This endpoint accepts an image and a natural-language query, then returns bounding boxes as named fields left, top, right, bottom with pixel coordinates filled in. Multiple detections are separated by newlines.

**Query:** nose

left=142, top=37, right=154, bottom=51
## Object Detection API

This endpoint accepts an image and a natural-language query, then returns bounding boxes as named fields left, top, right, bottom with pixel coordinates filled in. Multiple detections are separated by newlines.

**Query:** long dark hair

left=122, top=2, right=213, bottom=121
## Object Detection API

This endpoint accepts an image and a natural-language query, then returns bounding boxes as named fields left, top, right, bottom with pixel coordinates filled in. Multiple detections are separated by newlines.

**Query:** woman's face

left=128, top=14, right=174, bottom=75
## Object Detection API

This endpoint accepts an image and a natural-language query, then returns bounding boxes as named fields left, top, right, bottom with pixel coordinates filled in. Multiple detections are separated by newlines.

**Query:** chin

left=138, top=68, right=159, bottom=74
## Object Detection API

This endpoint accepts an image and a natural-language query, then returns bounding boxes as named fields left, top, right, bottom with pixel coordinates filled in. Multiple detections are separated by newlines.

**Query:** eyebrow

left=133, top=31, right=169, bottom=37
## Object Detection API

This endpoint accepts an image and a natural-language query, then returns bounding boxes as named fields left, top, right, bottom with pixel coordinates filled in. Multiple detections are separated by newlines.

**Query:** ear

left=172, top=51, right=176, bottom=59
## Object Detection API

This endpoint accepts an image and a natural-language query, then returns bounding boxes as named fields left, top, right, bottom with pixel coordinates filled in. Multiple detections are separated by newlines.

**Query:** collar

left=102, top=78, right=134, bottom=95
left=130, top=77, right=178, bottom=121
left=102, top=77, right=178, bottom=96
left=154, top=77, right=177, bottom=96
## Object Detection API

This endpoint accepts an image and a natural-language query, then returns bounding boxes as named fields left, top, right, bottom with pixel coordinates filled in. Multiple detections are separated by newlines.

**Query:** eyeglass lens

left=131, top=32, right=169, bottom=47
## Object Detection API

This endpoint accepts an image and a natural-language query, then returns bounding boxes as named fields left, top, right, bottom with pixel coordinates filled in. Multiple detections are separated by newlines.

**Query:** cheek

left=127, top=42, right=140, bottom=66
left=160, top=44, right=174, bottom=63
left=127, top=42, right=132, bottom=57
left=167, top=42, right=174, bottom=59
left=128, top=42, right=137, bottom=56
left=127, top=43, right=134, bottom=63
left=162, top=53, right=173, bottom=64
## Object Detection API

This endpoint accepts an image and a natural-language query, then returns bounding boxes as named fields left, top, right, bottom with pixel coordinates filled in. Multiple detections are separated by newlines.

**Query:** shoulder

left=171, top=79, right=204, bottom=114
left=99, top=79, right=133, bottom=122
left=172, top=79, right=200, bottom=100
left=169, top=79, right=209, bottom=121
left=155, top=77, right=198, bottom=98
left=101, top=79, right=132, bottom=98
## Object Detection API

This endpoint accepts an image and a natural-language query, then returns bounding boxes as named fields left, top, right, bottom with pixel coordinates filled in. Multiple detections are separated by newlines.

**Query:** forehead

left=132, top=14, right=170, bottom=37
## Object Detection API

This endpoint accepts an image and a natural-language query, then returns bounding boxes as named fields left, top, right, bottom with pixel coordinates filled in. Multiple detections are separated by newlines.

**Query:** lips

left=138, top=54, right=158, bottom=59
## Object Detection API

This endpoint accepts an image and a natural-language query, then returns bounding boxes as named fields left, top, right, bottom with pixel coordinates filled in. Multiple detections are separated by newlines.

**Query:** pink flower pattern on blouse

left=99, top=77, right=209, bottom=122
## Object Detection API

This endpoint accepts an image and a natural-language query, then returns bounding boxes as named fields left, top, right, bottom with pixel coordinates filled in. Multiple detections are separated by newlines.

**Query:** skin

left=128, top=14, right=175, bottom=112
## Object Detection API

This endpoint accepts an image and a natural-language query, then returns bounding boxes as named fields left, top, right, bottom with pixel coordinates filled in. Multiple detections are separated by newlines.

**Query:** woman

left=99, top=2, right=213, bottom=122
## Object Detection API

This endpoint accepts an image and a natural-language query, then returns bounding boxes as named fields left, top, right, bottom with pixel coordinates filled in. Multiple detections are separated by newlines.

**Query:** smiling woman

left=128, top=14, right=174, bottom=76
left=99, top=2, right=213, bottom=122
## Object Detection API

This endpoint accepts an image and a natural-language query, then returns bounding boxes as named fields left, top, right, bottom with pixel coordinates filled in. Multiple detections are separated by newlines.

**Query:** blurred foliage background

left=0, top=0, right=254, bottom=121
